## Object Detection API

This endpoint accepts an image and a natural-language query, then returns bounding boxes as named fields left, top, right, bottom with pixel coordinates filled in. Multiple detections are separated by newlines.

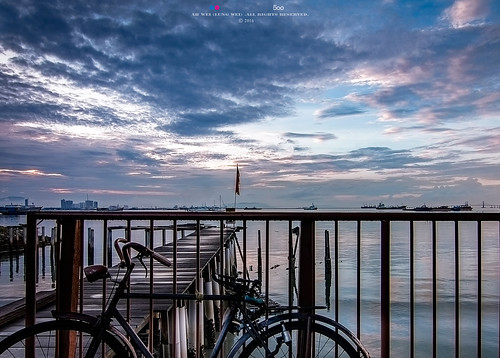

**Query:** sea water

left=1, top=210, right=498, bottom=357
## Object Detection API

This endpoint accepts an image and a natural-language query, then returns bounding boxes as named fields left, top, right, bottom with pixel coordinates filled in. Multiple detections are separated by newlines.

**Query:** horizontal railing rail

left=20, top=210, right=499, bottom=357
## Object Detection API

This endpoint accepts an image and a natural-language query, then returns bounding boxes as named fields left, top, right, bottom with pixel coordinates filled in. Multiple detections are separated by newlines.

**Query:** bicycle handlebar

left=114, top=238, right=172, bottom=268
left=213, top=274, right=262, bottom=299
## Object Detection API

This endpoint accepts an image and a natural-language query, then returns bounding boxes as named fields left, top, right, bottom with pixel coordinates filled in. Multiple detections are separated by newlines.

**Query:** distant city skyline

left=1, top=0, right=499, bottom=208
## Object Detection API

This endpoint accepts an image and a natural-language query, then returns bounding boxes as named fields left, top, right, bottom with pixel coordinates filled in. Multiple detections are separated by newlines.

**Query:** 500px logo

left=273, top=5, right=285, bottom=11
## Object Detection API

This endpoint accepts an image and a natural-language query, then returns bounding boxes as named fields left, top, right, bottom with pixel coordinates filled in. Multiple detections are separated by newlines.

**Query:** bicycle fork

left=266, top=322, right=292, bottom=357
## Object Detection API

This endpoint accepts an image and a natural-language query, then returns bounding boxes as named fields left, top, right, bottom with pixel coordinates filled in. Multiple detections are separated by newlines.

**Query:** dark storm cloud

left=0, top=0, right=356, bottom=135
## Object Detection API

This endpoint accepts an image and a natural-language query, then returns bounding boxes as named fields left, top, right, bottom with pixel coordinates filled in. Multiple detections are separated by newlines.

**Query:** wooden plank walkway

left=0, top=227, right=236, bottom=337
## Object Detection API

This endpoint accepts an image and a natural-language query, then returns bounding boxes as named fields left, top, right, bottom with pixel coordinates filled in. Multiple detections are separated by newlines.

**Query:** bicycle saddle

left=84, top=265, right=110, bottom=283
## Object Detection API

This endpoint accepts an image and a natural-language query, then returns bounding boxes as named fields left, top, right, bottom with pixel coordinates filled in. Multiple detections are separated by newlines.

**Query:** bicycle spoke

left=0, top=320, right=129, bottom=358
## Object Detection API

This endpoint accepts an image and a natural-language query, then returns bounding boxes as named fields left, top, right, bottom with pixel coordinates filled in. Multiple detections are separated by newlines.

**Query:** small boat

left=303, top=203, right=317, bottom=210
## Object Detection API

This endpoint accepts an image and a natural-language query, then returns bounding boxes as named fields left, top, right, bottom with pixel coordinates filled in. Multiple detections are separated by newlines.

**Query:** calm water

left=1, top=209, right=499, bottom=357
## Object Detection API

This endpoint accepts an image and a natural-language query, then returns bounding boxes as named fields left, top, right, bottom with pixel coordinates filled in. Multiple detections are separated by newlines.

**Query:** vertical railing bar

left=173, top=220, right=178, bottom=293
left=477, top=220, right=482, bottom=358
left=265, top=220, right=270, bottom=312
left=219, top=219, right=225, bottom=358
left=288, top=220, right=294, bottom=308
left=196, top=219, right=201, bottom=357
left=380, top=219, right=391, bottom=358
left=454, top=220, right=460, bottom=358
left=410, top=220, right=415, bottom=358
left=218, top=219, right=224, bottom=284
left=357, top=220, right=361, bottom=339
left=242, top=219, right=247, bottom=280
left=126, top=219, right=132, bottom=322
left=172, top=219, right=178, bottom=358
left=335, top=220, right=339, bottom=323
left=102, top=219, right=108, bottom=315
left=432, top=220, right=437, bottom=358
left=79, top=220, right=84, bottom=315
left=100, top=219, right=108, bottom=358
left=148, top=219, right=154, bottom=353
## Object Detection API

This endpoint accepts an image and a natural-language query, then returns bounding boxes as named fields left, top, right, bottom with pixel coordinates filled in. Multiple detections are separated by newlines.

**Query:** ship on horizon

left=0, top=199, right=42, bottom=215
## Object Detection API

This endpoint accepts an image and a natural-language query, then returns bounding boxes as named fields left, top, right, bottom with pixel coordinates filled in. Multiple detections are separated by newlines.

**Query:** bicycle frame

left=120, top=290, right=272, bottom=357
left=77, top=258, right=269, bottom=357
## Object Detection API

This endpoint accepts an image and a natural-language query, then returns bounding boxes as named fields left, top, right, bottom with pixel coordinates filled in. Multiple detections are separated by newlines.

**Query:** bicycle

left=0, top=238, right=370, bottom=357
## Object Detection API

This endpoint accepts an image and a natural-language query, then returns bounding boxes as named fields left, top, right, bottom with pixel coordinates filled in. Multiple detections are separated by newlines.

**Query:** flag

left=235, top=164, right=240, bottom=195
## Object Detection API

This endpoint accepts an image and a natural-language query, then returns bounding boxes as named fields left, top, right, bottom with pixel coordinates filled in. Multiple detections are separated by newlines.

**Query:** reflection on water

left=0, top=247, right=55, bottom=306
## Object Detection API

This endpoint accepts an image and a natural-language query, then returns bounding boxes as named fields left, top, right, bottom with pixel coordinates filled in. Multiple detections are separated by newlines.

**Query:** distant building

left=85, top=200, right=97, bottom=209
left=61, top=199, right=98, bottom=210
left=61, top=199, right=73, bottom=209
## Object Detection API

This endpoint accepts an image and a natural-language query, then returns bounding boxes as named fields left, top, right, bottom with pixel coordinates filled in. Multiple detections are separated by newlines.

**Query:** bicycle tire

left=0, top=319, right=132, bottom=358
left=232, top=320, right=361, bottom=358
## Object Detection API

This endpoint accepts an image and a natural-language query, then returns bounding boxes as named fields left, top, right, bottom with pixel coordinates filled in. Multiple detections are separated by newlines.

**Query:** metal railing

left=22, top=210, right=499, bottom=357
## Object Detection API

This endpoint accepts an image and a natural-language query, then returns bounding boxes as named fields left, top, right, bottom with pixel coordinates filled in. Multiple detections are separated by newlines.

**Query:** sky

left=0, top=0, right=499, bottom=209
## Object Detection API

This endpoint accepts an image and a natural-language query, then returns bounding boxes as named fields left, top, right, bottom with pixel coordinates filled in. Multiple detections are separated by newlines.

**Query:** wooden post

left=298, top=219, right=315, bottom=358
left=298, top=219, right=315, bottom=310
left=56, top=218, right=83, bottom=356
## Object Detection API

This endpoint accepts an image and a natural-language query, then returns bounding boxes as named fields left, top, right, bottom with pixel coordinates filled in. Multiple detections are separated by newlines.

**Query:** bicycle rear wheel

left=234, top=320, right=362, bottom=358
left=0, top=319, right=131, bottom=357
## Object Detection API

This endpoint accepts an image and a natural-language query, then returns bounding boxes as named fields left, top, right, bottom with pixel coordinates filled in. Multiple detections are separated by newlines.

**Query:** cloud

left=0, top=0, right=499, bottom=207
left=443, top=0, right=490, bottom=28
left=283, top=132, right=337, bottom=141
left=315, top=103, right=365, bottom=118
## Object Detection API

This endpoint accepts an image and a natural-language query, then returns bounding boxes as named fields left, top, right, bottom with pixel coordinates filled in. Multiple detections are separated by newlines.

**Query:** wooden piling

left=324, top=230, right=332, bottom=311
left=257, top=230, right=262, bottom=284
left=203, top=266, right=216, bottom=349
left=88, top=227, right=94, bottom=266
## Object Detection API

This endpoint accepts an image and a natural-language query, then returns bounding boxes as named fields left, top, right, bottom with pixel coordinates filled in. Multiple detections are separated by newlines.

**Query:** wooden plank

left=0, top=291, right=56, bottom=327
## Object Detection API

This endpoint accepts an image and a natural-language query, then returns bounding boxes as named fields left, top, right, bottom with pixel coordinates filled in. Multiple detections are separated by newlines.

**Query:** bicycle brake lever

left=138, top=255, right=148, bottom=278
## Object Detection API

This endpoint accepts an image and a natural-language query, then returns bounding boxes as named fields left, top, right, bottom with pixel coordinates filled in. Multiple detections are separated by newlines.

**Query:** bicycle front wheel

left=0, top=319, right=131, bottom=357
left=235, top=320, right=361, bottom=358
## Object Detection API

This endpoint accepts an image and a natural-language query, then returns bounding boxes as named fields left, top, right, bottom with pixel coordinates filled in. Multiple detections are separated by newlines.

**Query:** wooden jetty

left=0, top=226, right=237, bottom=339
